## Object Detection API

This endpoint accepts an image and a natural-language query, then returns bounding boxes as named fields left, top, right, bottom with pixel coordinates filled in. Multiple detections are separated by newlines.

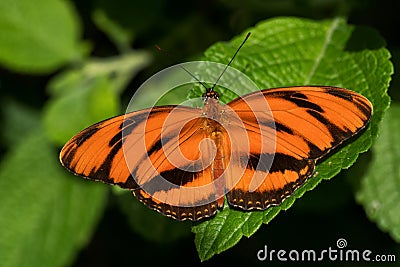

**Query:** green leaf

left=0, top=127, right=107, bottom=267
left=192, top=17, right=392, bottom=261
left=0, top=0, right=82, bottom=73
left=193, top=206, right=271, bottom=261
left=356, top=103, right=400, bottom=242
left=43, top=51, right=151, bottom=145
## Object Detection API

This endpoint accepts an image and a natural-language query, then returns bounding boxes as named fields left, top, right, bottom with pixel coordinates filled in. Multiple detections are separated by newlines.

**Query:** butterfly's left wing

left=225, top=86, right=372, bottom=210
left=60, top=105, right=222, bottom=221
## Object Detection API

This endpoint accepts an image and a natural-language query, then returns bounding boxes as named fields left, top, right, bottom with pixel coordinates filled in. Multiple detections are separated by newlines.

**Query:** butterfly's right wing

left=60, top=105, right=220, bottom=221
left=225, top=86, right=372, bottom=210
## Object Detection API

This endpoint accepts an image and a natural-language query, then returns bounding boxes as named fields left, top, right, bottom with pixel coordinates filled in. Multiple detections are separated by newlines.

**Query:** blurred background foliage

left=0, top=0, right=399, bottom=266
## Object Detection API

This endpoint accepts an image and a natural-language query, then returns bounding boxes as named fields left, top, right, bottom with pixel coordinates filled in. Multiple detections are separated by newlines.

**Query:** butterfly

left=60, top=35, right=372, bottom=221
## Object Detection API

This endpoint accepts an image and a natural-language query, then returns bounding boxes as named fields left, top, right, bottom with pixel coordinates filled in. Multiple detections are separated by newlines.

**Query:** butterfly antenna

left=211, top=32, right=251, bottom=91
left=155, top=45, right=210, bottom=91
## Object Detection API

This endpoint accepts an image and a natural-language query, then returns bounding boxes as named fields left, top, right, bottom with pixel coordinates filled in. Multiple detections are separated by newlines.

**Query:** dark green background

left=0, top=0, right=398, bottom=266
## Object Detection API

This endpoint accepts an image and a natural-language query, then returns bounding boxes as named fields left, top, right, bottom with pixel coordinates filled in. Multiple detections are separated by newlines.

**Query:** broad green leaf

left=356, top=103, right=400, bottom=242
left=0, top=0, right=82, bottom=73
left=43, top=51, right=151, bottom=145
left=192, top=17, right=392, bottom=261
left=193, top=206, right=275, bottom=261
left=0, top=127, right=107, bottom=267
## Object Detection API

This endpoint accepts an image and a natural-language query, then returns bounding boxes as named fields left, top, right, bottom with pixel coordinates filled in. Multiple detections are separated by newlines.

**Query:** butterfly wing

left=60, top=105, right=222, bottom=221
left=225, top=86, right=372, bottom=210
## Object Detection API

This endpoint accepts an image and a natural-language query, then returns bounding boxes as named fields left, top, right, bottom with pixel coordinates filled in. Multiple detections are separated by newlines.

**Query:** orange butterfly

left=60, top=35, right=372, bottom=221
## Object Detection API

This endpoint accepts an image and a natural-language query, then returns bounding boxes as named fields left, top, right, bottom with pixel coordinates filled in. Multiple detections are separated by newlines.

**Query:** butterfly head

left=202, top=88, right=219, bottom=102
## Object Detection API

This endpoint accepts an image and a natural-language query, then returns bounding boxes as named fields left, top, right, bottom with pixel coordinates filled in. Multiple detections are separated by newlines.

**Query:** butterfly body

left=188, top=97, right=229, bottom=209
left=60, top=86, right=372, bottom=221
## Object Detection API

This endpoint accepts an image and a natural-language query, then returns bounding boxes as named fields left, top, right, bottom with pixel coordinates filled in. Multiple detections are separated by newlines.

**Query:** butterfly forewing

left=60, top=114, right=136, bottom=188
